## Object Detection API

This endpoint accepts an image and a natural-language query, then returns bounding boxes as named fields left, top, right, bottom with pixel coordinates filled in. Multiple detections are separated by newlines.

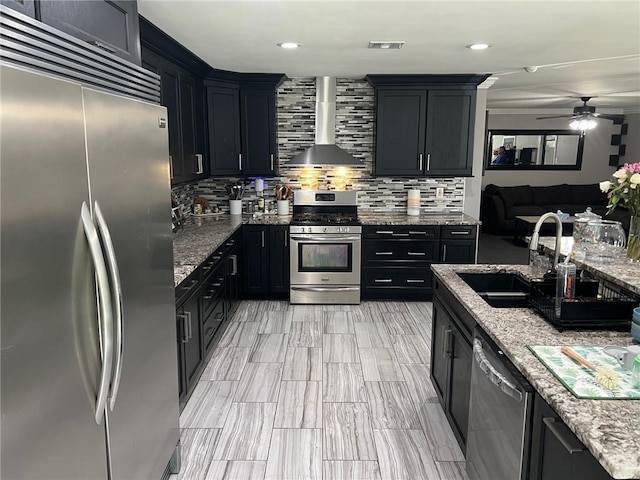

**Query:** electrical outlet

left=436, top=187, right=444, bottom=199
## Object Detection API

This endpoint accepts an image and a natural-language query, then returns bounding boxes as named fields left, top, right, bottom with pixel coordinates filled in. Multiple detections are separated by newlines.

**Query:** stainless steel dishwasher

left=466, top=326, right=534, bottom=480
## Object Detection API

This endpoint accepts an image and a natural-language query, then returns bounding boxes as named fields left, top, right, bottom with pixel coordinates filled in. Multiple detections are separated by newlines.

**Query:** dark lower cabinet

left=529, top=394, right=613, bottom=480
left=430, top=279, right=475, bottom=450
left=225, top=233, right=241, bottom=320
left=242, top=225, right=289, bottom=298
left=38, top=0, right=141, bottom=65
left=440, top=225, right=478, bottom=264
left=176, top=288, right=203, bottom=408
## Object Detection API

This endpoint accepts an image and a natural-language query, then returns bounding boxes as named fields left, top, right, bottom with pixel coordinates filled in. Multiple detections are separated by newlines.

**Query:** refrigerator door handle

left=80, top=202, right=114, bottom=425
left=94, top=202, right=124, bottom=412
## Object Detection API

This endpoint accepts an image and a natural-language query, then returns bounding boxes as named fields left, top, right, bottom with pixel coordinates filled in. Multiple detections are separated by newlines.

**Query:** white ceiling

left=138, top=0, right=640, bottom=112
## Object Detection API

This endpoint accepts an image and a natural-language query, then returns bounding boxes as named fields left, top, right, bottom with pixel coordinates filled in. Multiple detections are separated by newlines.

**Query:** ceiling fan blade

left=536, top=114, right=573, bottom=120
left=593, top=113, right=625, bottom=121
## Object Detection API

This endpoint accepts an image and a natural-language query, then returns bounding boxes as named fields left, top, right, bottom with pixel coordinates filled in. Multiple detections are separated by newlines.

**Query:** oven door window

left=298, top=242, right=352, bottom=272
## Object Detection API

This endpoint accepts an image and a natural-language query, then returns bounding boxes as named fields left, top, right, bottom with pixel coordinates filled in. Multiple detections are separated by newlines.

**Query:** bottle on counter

left=555, top=261, right=576, bottom=317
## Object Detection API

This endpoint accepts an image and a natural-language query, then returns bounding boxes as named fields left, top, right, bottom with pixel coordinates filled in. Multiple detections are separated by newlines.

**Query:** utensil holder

left=277, top=200, right=289, bottom=216
left=229, top=199, right=242, bottom=215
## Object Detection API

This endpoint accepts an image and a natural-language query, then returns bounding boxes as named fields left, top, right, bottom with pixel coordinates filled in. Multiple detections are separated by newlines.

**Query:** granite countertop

left=431, top=263, right=640, bottom=479
left=537, top=236, right=640, bottom=295
left=173, top=212, right=481, bottom=285
left=358, top=212, right=481, bottom=226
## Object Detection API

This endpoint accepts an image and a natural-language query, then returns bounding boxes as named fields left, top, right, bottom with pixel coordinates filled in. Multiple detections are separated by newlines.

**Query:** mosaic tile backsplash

left=172, top=78, right=465, bottom=215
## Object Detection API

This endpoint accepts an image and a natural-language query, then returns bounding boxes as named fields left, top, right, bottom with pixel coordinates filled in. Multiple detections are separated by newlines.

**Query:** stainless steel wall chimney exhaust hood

left=287, top=77, right=363, bottom=167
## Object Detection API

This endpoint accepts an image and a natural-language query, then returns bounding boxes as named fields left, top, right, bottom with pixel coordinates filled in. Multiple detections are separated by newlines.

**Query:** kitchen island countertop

left=431, top=263, right=640, bottom=479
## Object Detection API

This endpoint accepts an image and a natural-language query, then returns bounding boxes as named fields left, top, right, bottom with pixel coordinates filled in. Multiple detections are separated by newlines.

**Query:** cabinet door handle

left=270, top=153, right=274, bottom=170
left=182, top=279, right=199, bottom=291
left=442, top=245, right=447, bottom=262
left=238, top=153, right=242, bottom=170
left=375, top=252, right=393, bottom=256
left=374, top=279, right=393, bottom=283
left=284, top=235, right=288, bottom=248
left=442, top=328, right=452, bottom=358
left=419, top=153, right=424, bottom=170
left=406, top=279, right=425, bottom=283
left=542, top=417, right=585, bottom=454
left=178, top=314, right=188, bottom=343
left=195, top=154, right=204, bottom=174
left=230, top=255, right=238, bottom=275
left=90, top=40, right=116, bottom=54
left=426, top=153, right=431, bottom=171
left=205, top=327, right=215, bottom=337
left=450, top=231, right=470, bottom=235
left=169, top=155, right=174, bottom=179
left=185, top=311, right=192, bottom=340
left=407, top=252, right=425, bottom=256
left=261, top=230, right=265, bottom=248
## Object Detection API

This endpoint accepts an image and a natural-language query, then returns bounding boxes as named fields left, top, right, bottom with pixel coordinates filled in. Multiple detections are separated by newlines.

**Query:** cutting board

left=528, top=345, right=640, bottom=399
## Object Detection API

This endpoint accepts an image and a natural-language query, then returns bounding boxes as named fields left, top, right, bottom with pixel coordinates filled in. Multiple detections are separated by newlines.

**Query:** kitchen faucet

left=529, top=212, right=563, bottom=269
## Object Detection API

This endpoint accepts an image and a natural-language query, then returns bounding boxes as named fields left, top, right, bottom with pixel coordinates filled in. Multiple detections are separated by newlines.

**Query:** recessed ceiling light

left=277, top=42, right=301, bottom=49
left=467, top=43, right=491, bottom=50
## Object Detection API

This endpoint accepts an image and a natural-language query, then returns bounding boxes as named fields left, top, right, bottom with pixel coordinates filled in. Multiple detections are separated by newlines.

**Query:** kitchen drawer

left=202, top=267, right=225, bottom=321
left=441, top=225, right=477, bottom=240
left=175, top=269, right=201, bottom=306
left=202, top=299, right=224, bottom=351
left=363, top=225, right=440, bottom=239
left=363, top=267, right=433, bottom=289
left=363, top=239, right=439, bottom=263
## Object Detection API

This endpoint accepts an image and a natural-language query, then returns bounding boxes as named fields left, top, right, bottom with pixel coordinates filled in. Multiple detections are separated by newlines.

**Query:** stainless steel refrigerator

left=1, top=63, right=180, bottom=479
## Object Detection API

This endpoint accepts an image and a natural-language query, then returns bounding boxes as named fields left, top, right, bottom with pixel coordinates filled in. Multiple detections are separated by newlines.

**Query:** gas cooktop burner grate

left=291, top=213, right=360, bottom=225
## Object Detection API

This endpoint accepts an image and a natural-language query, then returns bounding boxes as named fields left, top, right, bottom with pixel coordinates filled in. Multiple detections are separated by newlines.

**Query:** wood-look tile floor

left=171, top=301, right=468, bottom=480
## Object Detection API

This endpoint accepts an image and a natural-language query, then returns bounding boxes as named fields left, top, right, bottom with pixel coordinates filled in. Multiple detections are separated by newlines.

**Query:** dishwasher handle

left=473, top=338, right=523, bottom=402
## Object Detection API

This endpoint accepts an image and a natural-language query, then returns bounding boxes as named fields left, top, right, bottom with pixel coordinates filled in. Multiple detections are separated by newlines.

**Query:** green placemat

left=528, top=345, right=640, bottom=399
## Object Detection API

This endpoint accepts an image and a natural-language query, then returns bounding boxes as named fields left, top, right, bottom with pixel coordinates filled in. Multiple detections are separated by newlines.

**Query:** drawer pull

left=408, top=231, right=427, bottom=235
left=392, top=233, right=409, bottom=237
left=375, top=230, right=394, bottom=234
left=205, top=327, right=215, bottom=337
left=374, top=279, right=393, bottom=283
left=542, top=417, right=585, bottom=454
left=450, top=231, right=470, bottom=235
left=375, top=252, right=393, bottom=256
left=406, top=279, right=425, bottom=283
left=407, top=252, right=426, bottom=256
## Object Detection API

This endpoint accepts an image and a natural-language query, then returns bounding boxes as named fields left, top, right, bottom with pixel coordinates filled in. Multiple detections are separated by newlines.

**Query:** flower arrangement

left=600, top=162, right=640, bottom=260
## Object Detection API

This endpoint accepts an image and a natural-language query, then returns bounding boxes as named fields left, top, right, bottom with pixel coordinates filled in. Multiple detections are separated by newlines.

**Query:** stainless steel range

left=289, top=190, right=361, bottom=304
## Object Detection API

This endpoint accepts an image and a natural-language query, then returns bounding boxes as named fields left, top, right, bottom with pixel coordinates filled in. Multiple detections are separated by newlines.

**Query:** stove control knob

left=307, top=227, right=313, bottom=234
left=344, top=227, right=350, bottom=233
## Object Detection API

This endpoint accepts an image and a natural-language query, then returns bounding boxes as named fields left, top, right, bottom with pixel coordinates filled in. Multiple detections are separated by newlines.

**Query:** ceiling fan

left=536, top=97, right=624, bottom=130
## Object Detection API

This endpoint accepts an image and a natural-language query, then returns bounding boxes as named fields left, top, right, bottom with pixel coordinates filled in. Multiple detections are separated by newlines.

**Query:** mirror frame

left=485, top=129, right=585, bottom=171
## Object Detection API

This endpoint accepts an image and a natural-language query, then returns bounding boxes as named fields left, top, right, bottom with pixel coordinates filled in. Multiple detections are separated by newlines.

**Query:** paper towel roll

left=407, top=189, right=420, bottom=216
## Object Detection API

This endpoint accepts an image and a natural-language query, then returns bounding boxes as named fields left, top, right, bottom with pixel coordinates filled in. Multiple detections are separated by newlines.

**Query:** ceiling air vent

left=368, top=41, right=405, bottom=50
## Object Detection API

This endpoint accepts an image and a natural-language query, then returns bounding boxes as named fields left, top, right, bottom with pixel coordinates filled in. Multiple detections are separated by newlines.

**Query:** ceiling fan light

left=570, top=117, right=597, bottom=131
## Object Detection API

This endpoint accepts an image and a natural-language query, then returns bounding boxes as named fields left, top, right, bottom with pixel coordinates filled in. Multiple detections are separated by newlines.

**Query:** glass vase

left=627, top=215, right=640, bottom=262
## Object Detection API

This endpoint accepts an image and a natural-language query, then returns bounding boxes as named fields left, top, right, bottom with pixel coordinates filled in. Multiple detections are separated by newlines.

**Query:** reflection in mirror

left=486, top=130, right=584, bottom=170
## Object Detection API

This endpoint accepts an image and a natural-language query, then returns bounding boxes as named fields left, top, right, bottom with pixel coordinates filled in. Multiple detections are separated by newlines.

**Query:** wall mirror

left=486, top=129, right=585, bottom=170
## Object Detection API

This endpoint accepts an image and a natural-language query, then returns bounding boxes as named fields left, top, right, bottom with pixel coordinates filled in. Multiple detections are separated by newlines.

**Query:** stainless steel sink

left=457, top=272, right=531, bottom=308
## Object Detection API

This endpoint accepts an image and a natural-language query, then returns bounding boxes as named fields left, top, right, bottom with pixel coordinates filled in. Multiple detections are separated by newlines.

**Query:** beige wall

left=481, top=112, right=622, bottom=188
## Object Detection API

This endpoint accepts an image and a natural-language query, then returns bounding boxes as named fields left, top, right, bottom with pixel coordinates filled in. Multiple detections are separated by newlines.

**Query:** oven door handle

left=290, top=235, right=361, bottom=242
left=291, top=286, right=360, bottom=292
left=473, top=338, right=523, bottom=402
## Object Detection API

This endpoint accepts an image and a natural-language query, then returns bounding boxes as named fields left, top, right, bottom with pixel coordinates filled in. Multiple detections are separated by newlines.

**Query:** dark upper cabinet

left=367, top=75, right=486, bottom=177
left=206, top=74, right=285, bottom=177
left=38, top=0, right=141, bottom=65
left=425, top=91, right=473, bottom=176
left=240, top=88, right=277, bottom=176
left=207, top=84, right=242, bottom=176
left=0, top=0, right=35, bottom=17
left=374, top=90, right=427, bottom=176
left=142, top=47, right=206, bottom=184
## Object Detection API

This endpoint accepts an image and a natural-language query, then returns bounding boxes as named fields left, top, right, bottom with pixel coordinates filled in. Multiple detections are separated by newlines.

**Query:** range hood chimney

left=287, top=77, right=363, bottom=167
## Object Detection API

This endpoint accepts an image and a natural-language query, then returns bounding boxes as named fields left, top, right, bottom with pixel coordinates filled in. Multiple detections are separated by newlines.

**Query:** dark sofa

left=480, top=183, right=631, bottom=235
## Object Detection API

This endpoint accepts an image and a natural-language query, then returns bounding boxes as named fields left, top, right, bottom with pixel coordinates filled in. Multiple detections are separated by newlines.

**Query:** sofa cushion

left=484, top=184, right=500, bottom=194
left=531, top=184, right=571, bottom=206
left=511, top=205, right=547, bottom=217
left=571, top=184, right=607, bottom=206
left=496, top=185, right=534, bottom=218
